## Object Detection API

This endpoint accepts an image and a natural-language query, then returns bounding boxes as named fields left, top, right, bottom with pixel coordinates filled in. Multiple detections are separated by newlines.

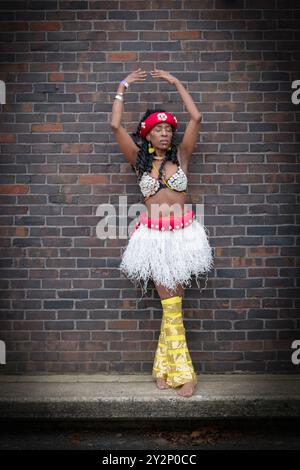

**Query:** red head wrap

left=139, top=111, right=178, bottom=139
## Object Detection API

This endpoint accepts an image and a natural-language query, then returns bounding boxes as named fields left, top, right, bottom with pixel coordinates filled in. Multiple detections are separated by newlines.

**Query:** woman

left=111, top=67, right=214, bottom=398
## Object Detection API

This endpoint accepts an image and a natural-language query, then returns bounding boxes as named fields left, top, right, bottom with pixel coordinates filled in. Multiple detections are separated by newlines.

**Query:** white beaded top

left=138, top=165, right=188, bottom=199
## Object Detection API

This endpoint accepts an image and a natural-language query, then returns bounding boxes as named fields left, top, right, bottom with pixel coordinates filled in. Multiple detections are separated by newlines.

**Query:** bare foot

left=156, top=377, right=171, bottom=390
left=177, top=381, right=196, bottom=397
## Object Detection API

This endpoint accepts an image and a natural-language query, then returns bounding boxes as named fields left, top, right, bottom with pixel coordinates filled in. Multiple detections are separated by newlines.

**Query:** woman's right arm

left=110, top=81, right=126, bottom=130
left=110, top=68, right=147, bottom=130
left=110, top=68, right=147, bottom=165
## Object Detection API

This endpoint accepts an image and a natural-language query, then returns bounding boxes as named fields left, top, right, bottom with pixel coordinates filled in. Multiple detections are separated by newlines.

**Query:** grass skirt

left=119, top=210, right=214, bottom=301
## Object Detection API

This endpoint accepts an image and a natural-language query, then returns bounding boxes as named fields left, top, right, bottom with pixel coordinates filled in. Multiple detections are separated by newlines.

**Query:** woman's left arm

left=150, top=68, right=202, bottom=121
left=173, top=79, right=202, bottom=122
left=150, top=69, right=202, bottom=159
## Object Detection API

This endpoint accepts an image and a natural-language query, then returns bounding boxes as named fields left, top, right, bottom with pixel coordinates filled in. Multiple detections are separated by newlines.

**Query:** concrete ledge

left=0, top=374, right=299, bottom=421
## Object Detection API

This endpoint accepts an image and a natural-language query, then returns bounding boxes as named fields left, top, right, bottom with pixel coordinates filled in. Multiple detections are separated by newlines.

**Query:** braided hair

left=130, top=108, right=180, bottom=185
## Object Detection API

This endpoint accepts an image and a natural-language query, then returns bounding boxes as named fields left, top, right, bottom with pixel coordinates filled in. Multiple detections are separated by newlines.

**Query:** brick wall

left=0, top=0, right=299, bottom=374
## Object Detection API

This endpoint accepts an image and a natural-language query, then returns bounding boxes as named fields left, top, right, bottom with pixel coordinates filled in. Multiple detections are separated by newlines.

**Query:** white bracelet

left=115, top=94, right=123, bottom=101
left=121, top=80, right=129, bottom=89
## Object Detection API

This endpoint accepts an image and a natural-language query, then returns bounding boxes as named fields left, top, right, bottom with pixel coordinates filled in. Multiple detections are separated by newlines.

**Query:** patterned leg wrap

left=152, top=295, right=197, bottom=388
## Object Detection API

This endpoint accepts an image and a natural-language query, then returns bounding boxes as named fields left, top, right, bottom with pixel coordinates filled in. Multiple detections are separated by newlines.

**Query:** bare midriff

left=144, top=159, right=189, bottom=218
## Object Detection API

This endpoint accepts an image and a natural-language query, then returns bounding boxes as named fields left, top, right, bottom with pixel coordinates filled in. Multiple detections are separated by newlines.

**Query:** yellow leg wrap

left=152, top=311, right=168, bottom=379
left=152, top=295, right=197, bottom=388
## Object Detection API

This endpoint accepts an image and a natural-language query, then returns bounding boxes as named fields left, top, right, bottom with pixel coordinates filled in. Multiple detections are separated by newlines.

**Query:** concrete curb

left=0, top=374, right=299, bottom=420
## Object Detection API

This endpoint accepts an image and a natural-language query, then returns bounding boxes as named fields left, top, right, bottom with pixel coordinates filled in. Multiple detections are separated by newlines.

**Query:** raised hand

left=150, top=67, right=178, bottom=85
left=124, top=67, right=147, bottom=85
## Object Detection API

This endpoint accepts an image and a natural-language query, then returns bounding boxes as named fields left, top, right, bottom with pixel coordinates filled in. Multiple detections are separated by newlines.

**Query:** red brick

left=31, top=22, right=61, bottom=31
left=49, top=73, right=64, bottom=81
left=3, top=104, right=32, bottom=112
left=170, top=31, right=202, bottom=39
left=0, top=134, right=16, bottom=143
left=0, top=185, right=28, bottom=194
left=32, top=123, right=62, bottom=133
left=0, top=227, right=27, bottom=236
left=0, top=22, right=28, bottom=31
left=80, top=175, right=109, bottom=184
left=62, top=143, right=93, bottom=153
left=107, top=52, right=137, bottom=62
left=0, top=64, right=28, bottom=72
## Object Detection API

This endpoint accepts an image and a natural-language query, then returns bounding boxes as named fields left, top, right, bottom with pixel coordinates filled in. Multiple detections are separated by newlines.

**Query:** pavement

left=0, top=373, right=300, bottom=421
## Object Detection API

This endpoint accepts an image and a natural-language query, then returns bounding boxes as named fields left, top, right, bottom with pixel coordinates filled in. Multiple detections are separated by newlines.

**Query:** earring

left=148, top=141, right=155, bottom=153
left=168, top=145, right=171, bottom=150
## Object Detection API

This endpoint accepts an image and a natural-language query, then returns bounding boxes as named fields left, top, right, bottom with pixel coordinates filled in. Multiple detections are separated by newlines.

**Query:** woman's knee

left=154, top=282, right=184, bottom=300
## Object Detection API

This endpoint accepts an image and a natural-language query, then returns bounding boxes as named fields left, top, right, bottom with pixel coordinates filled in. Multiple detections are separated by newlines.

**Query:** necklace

left=153, top=156, right=164, bottom=160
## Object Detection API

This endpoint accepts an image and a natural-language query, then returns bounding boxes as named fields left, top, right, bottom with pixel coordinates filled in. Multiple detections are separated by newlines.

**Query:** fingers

left=150, top=71, right=160, bottom=79
left=140, top=70, right=147, bottom=80
left=150, top=69, right=161, bottom=77
left=132, top=67, right=165, bottom=81
left=135, top=68, right=147, bottom=74
left=135, top=68, right=147, bottom=80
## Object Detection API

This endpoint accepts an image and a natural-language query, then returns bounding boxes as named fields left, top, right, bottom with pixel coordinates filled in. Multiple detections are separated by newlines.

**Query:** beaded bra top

left=137, top=149, right=188, bottom=201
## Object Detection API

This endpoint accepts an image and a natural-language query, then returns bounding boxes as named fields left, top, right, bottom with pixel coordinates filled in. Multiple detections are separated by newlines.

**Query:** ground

left=1, top=418, right=299, bottom=451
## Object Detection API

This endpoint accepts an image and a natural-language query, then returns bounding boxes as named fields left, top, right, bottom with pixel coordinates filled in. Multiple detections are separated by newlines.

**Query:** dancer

left=111, top=67, right=214, bottom=397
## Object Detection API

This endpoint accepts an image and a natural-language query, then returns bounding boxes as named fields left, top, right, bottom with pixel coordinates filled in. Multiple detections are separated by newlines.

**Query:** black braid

left=130, top=108, right=180, bottom=184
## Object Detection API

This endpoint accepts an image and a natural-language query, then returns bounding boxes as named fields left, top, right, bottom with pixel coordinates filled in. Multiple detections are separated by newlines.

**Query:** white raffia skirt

left=119, top=209, right=214, bottom=300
